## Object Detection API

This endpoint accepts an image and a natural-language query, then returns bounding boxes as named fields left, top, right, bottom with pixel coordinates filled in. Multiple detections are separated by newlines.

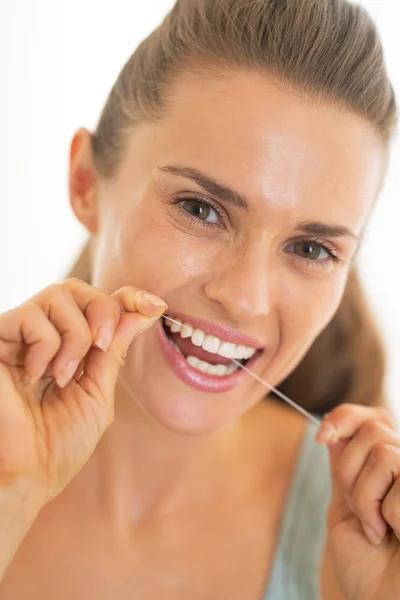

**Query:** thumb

left=78, top=311, right=160, bottom=404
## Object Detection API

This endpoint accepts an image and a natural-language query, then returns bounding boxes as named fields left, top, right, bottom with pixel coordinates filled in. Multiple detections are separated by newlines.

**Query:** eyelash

left=171, top=195, right=341, bottom=266
left=291, top=237, right=340, bottom=264
left=172, top=195, right=228, bottom=229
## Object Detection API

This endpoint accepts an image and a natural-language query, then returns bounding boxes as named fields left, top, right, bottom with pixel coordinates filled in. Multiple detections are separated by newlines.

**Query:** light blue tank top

left=262, top=418, right=331, bottom=600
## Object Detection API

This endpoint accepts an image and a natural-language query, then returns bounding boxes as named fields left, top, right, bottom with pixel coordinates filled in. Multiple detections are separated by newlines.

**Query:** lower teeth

left=169, top=340, right=238, bottom=376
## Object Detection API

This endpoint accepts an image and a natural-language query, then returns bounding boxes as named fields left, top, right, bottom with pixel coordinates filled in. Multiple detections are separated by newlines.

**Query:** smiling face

left=71, top=70, right=384, bottom=434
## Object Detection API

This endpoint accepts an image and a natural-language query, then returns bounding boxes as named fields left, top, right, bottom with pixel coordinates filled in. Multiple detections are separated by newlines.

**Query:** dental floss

left=162, top=315, right=320, bottom=426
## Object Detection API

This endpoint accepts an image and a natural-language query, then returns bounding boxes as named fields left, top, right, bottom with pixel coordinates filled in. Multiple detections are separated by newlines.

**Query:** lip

left=157, top=319, right=262, bottom=393
left=165, top=311, right=265, bottom=349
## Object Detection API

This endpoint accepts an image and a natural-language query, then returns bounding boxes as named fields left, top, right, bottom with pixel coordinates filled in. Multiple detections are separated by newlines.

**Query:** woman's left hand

left=316, top=404, right=400, bottom=600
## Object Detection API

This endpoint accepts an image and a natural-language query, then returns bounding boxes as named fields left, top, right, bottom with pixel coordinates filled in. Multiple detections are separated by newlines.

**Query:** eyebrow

left=159, top=165, right=359, bottom=241
left=159, top=165, right=250, bottom=211
left=295, top=221, right=360, bottom=241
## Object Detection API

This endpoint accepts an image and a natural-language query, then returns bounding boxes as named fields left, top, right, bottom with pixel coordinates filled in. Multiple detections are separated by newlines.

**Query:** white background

left=0, top=1, right=399, bottom=412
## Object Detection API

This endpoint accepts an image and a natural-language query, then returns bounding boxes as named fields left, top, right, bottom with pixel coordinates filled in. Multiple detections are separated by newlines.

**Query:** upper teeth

left=166, top=318, right=257, bottom=360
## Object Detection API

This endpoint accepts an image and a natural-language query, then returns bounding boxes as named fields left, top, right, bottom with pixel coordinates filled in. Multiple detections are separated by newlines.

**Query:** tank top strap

left=262, top=418, right=331, bottom=600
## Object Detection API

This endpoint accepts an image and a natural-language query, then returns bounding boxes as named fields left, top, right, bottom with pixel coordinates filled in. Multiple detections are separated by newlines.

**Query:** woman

left=0, top=0, right=398, bottom=598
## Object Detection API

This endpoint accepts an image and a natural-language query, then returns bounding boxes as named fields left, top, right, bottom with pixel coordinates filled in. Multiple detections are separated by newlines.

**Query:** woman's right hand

left=0, top=278, right=167, bottom=505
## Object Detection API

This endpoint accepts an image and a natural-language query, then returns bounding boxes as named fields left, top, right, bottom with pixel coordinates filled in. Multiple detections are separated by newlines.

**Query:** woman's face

left=72, top=71, right=384, bottom=434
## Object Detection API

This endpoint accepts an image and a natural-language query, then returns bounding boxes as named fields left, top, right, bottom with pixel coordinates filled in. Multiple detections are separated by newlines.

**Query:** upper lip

left=166, top=311, right=265, bottom=349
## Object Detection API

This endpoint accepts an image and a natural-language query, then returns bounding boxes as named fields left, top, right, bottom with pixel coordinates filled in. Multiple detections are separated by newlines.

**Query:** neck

left=72, top=379, right=263, bottom=528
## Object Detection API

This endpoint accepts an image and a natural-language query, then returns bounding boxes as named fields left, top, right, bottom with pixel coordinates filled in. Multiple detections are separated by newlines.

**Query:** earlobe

left=69, top=127, right=98, bottom=234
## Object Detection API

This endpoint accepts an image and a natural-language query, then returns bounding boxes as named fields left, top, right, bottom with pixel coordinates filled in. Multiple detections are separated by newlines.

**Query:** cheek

left=91, top=201, right=222, bottom=298
left=279, top=268, right=348, bottom=343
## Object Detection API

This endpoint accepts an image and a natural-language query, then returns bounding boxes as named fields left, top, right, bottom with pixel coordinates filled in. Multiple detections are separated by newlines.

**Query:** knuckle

left=40, top=284, right=70, bottom=306
left=21, top=300, right=42, bottom=319
left=108, top=296, right=122, bottom=320
left=377, top=406, right=394, bottom=426
left=370, top=442, right=394, bottom=466
left=87, top=295, right=121, bottom=330
left=101, top=293, right=121, bottom=316
left=113, top=345, right=128, bottom=372
left=42, top=325, right=62, bottom=351
left=352, top=489, right=366, bottom=515
left=116, top=351, right=127, bottom=370
left=62, top=277, right=86, bottom=290
left=44, top=283, right=64, bottom=297
left=331, top=404, right=353, bottom=422
left=360, top=420, right=382, bottom=439
left=67, top=325, right=92, bottom=353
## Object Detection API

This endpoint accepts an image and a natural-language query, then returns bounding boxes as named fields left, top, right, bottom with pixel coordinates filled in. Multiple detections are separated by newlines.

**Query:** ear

left=69, top=128, right=99, bottom=234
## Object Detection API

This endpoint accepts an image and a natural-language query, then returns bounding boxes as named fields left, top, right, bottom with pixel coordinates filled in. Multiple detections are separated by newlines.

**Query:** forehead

left=130, top=70, right=384, bottom=229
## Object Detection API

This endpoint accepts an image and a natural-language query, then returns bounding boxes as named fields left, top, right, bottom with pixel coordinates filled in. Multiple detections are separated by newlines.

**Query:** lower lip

left=156, top=320, right=261, bottom=393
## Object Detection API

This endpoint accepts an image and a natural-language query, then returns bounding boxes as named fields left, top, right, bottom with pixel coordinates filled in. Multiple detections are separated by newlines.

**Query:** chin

left=117, top=314, right=269, bottom=435
left=119, top=365, right=251, bottom=436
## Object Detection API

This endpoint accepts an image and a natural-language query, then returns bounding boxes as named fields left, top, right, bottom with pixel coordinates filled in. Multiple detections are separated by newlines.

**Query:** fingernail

left=95, top=321, right=114, bottom=351
left=136, top=291, right=168, bottom=315
left=362, top=524, right=382, bottom=545
left=316, top=423, right=339, bottom=445
left=57, top=360, right=79, bottom=388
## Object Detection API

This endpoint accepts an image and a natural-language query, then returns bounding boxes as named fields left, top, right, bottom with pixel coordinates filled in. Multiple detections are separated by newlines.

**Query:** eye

left=292, top=240, right=330, bottom=260
left=179, top=198, right=220, bottom=224
left=284, top=238, right=339, bottom=264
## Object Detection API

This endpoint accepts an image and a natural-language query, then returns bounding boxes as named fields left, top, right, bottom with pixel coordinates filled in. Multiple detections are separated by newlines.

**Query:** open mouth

left=162, top=316, right=261, bottom=377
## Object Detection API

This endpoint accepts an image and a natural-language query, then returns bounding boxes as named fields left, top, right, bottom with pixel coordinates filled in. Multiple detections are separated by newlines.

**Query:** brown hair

left=68, top=0, right=397, bottom=416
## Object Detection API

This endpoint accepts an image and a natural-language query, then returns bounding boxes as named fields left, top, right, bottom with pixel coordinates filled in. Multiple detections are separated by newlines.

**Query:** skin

left=1, top=70, right=400, bottom=600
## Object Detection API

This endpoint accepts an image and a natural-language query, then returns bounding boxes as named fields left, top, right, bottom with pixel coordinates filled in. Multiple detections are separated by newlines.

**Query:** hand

left=316, top=404, right=400, bottom=600
left=0, top=278, right=167, bottom=504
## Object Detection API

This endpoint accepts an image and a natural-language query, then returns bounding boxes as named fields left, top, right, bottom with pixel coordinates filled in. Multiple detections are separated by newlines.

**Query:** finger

left=63, top=280, right=167, bottom=348
left=382, top=477, right=400, bottom=541
left=316, top=403, right=395, bottom=445
left=77, top=311, right=160, bottom=406
left=111, top=287, right=168, bottom=318
left=31, top=282, right=166, bottom=388
left=33, top=287, right=95, bottom=388
left=351, top=443, right=400, bottom=544
left=326, top=440, right=354, bottom=528
left=60, top=279, right=122, bottom=352
left=0, top=302, right=62, bottom=381
left=336, top=420, right=400, bottom=495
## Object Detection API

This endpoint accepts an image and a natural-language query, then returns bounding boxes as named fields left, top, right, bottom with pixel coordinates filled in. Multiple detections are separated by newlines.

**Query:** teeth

left=169, top=318, right=182, bottom=333
left=215, top=364, right=229, bottom=376
left=186, top=356, right=236, bottom=377
left=243, top=346, right=256, bottom=360
left=217, top=342, right=236, bottom=359
left=186, top=356, right=200, bottom=369
left=233, top=344, right=247, bottom=359
left=166, top=316, right=258, bottom=361
left=180, top=322, right=193, bottom=338
left=202, top=334, right=220, bottom=354
left=191, top=328, right=205, bottom=347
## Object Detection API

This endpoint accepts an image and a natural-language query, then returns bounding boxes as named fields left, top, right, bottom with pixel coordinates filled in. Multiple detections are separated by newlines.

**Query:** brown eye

left=292, top=241, right=329, bottom=260
left=180, top=199, right=219, bottom=223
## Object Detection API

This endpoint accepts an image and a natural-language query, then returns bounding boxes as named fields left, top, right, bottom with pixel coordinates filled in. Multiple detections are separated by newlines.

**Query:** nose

left=204, top=247, right=273, bottom=322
